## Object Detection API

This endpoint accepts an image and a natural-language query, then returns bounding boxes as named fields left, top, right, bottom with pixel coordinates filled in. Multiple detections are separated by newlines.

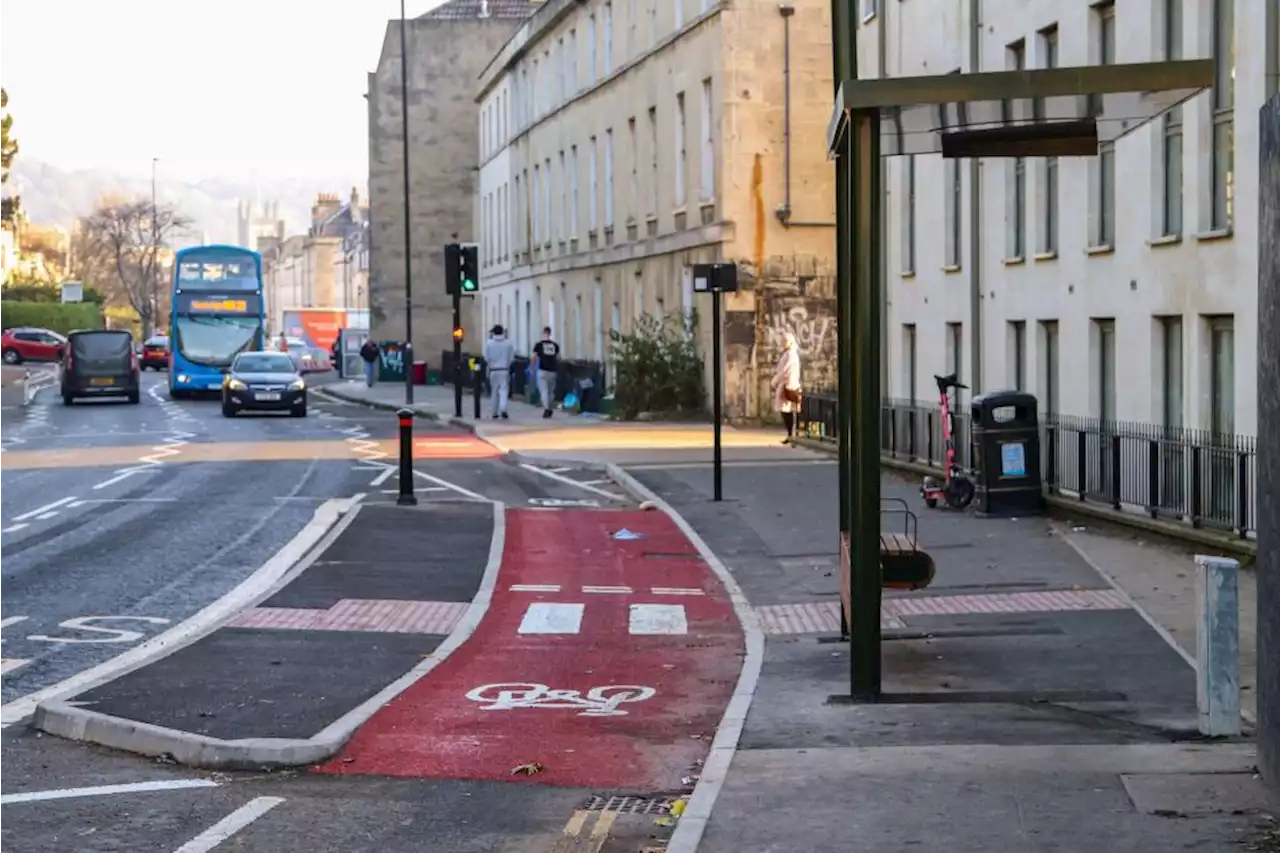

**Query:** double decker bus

left=168, top=245, right=266, bottom=397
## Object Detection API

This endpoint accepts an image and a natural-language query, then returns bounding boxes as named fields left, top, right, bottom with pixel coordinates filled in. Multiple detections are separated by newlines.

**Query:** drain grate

left=581, top=794, right=680, bottom=815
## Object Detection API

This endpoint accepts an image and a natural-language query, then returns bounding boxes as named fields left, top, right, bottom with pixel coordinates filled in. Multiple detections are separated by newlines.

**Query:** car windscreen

left=145, top=336, right=169, bottom=347
left=234, top=355, right=295, bottom=373
left=72, top=332, right=132, bottom=361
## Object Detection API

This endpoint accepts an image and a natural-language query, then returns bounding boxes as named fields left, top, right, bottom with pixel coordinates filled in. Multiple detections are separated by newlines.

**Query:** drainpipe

left=968, top=0, right=984, bottom=396
left=878, top=2, right=889, bottom=397
left=775, top=3, right=835, bottom=229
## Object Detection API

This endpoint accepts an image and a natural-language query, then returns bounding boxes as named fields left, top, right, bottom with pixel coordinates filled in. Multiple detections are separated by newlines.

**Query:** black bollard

left=396, top=407, right=417, bottom=506
left=473, top=359, right=483, bottom=419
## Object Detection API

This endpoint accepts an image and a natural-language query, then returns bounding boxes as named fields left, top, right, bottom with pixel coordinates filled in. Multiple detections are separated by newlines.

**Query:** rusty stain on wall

left=752, top=153, right=766, bottom=275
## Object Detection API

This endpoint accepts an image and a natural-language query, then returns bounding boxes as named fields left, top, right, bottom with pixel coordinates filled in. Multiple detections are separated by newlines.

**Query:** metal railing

left=799, top=391, right=1257, bottom=538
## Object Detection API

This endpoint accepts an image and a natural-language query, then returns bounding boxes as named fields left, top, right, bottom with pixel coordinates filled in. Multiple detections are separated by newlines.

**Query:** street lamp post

left=399, top=0, right=415, bottom=404
left=151, top=157, right=160, bottom=338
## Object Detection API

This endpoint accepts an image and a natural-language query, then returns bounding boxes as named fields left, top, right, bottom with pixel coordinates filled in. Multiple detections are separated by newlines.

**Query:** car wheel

left=291, top=404, right=307, bottom=418
left=127, top=391, right=140, bottom=404
left=62, top=392, right=74, bottom=406
left=222, top=402, right=237, bottom=417
left=3, top=349, right=21, bottom=365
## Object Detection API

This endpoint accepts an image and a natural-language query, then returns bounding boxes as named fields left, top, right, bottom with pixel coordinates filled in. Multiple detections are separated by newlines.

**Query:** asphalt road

left=2, top=371, right=629, bottom=709
left=1, top=370, right=657, bottom=852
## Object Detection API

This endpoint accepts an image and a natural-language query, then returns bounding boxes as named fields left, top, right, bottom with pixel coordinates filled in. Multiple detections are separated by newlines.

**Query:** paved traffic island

left=32, top=502, right=497, bottom=767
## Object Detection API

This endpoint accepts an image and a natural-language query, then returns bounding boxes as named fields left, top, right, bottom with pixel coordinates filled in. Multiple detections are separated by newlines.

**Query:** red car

left=140, top=335, right=170, bottom=371
left=2, top=327, right=67, bottom=365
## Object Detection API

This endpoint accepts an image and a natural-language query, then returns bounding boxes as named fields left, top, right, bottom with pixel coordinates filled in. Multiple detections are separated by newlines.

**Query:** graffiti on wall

left=757, top=297, right=838, bottom=409
left=762, top=304, right=835, bottom=358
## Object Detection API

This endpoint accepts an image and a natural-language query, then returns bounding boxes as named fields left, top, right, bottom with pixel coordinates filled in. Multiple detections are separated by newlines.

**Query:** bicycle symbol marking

left=464, top=682, right=657, bottom=717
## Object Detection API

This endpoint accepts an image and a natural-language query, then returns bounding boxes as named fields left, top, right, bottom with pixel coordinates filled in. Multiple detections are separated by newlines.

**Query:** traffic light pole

left=453, top=289, right=463, bottom=418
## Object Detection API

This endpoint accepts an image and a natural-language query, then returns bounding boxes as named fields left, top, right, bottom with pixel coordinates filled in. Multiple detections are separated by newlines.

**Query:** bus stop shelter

left=825, top=54, right=1214, bottom=701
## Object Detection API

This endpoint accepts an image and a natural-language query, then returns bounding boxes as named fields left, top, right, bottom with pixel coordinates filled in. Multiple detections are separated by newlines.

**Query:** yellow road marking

left=0, top=438, right=493, bottom=471
left=586, top=810, right=618, bottom=852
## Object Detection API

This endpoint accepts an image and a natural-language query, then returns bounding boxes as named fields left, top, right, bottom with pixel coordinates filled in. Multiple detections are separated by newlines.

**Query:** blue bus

left=168, top=245, right=266, bottom=397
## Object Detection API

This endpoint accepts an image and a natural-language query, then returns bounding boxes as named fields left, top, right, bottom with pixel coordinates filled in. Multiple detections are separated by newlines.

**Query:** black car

left=221, top=351, right=307, bottom=417
left=61, top=329, right=141, bottom=405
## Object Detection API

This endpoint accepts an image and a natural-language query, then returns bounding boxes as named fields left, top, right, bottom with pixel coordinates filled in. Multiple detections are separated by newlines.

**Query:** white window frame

left=589, top=136, right=599, bottom=230
left=604, top=129, right=615, bottom=227
left=674, top=93, right=687, bottom=207
left=700, top=79, right=714, bottom=201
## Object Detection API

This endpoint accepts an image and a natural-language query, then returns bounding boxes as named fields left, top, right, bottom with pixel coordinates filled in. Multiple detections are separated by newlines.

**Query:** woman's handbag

left=782, top=386, right=802, bottom=405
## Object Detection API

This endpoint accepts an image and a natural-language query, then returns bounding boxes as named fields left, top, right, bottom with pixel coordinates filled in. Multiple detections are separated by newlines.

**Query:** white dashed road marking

left=518, top=602, right=586, bottom=635
left=0, top=778, right=220, bottom=806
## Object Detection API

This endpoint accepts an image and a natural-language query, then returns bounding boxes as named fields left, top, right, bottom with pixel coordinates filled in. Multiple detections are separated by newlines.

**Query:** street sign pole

left=694, top=263, right=738, bottom=504
left=712, top=286, right=723, bottom=502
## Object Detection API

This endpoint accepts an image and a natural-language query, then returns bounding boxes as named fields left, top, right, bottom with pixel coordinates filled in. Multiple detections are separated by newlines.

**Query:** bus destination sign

left=176, top=293, right=261, bottom=315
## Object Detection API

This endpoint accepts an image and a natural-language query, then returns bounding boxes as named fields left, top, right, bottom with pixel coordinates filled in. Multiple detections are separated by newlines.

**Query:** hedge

left=0, top=302, right=105, bottom=334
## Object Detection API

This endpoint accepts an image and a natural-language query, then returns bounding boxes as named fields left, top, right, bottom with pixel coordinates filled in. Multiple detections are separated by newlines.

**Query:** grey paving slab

left=696, top=745, right=1269, bottom=853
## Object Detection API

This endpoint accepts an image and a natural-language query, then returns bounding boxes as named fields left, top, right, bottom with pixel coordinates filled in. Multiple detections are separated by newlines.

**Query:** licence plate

left=206, top=383, right=222, bottom=390
left=256, top=392, right=281, bottom=401
left=90, top=378, right=115, bottom=386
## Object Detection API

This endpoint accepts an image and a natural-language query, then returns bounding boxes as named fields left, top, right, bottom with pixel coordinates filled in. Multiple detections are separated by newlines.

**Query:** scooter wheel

left=924, top=497, right=938, bottom=509
left=945, top=478, right=975, bottom=510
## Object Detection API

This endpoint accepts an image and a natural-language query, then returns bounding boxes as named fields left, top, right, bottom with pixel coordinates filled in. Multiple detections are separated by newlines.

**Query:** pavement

left=627, top=462, right=1276, bottom=853
left=322, top=379, right=817, bottom=467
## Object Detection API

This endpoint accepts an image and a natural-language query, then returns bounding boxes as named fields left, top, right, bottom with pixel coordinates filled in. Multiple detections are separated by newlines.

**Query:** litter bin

left=970, top=390, right=1044, bottom=517
left=412, top=361, right=427, bottom=385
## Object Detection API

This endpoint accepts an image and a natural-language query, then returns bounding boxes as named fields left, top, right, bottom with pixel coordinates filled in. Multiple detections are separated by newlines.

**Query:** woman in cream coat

left=771, top=332, right=802, bottom=444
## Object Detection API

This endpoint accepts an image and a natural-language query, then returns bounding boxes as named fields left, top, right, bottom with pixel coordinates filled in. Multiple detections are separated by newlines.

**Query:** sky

left=1, top=0, right=446, bottom=185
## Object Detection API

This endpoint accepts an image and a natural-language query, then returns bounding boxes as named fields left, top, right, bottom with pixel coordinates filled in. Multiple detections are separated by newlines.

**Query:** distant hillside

left=6, top=158, right=363, bottom=246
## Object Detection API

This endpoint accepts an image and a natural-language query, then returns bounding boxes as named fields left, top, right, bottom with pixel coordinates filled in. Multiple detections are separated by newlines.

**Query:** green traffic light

left=461, top=279, right=477, bottom=292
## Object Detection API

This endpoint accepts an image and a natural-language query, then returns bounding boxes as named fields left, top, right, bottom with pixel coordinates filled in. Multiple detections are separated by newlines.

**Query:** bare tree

left=81, top=198, right=191, bottom=337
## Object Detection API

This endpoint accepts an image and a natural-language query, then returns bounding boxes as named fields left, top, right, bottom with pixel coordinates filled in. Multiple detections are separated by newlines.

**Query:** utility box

left=970, top=390, right=1045, bottom=517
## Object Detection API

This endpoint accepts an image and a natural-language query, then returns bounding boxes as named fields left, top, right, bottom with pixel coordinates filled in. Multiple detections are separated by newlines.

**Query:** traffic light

left=459, top=244, right=478, bottom=293
left=444, top=243, right=480, bottom=295
left=452, top=326, right=465, bottom=342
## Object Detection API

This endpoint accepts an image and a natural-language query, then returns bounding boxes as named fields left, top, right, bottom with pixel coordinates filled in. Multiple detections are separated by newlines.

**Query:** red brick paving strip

left=227, top=600, right=470, bottom=634
left=755, top=588, right=1130, bottom=635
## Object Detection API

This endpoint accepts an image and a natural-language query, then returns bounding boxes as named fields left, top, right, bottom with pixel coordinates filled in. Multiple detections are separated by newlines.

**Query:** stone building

left=237, top=200, right=284, bottom=251
left=262, top=190, right=368, bottom=334
left=472, top=0, right=837, bottom=419
left=366, top=0, right=532, bottom=366
left=869, top=0, right=1280, bottom=438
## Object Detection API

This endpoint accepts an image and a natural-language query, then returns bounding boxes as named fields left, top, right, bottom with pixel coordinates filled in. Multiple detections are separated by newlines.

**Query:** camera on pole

left=692, top=263, right=740, bottom=503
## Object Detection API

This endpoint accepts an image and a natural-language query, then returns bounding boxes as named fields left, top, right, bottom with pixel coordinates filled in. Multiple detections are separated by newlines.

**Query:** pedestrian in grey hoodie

left=482, top=324, right=515, bottom=419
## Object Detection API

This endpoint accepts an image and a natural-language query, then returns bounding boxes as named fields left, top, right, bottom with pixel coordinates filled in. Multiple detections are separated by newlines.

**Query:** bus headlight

left=227, top=379, right=248, bottom=391
left=289, top=379, right=306, bottom=391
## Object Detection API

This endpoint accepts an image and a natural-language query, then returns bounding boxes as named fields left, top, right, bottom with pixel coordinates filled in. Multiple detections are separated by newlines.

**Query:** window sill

left=942, top=264, right=963, bottom=274
left=1085, top=244, right=1114, bottom=256
left=860, top=10, right=877, bottom=24
left=1147, top=234, right=1182, bottom=248
left=699, top=200, right=715, bottom=210
left=588, top=229, right=599, bottom=237
left=1033, top=251, right=1058, bottom=262
left=900, top=270, right=916, bottom=279
left=645, top=215, right=659, bottom=225
left=672, top=206, right=688, bottom=217
left=1002, top=256, right=1026, bottom=266
left=1194, top=228, right=1233, bottom=243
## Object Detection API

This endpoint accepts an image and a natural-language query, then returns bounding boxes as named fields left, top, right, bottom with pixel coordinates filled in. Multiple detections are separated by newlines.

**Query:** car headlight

left=289, top=379, right=306, bottom=391
left=177, top=373, right=189, bottom=383
left=227, top=379, right=248, bottom=391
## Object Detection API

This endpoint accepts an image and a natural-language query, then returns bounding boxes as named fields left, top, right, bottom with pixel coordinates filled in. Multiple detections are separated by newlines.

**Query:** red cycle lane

left=316, top=508, right=744, bottom=790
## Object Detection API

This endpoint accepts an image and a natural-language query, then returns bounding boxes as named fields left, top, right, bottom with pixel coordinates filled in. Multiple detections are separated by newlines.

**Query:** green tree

left=1, top=88, right=19, bottom=225
left=1, top=89, right=17, bottom=176
left=609, top=309, right=705, bottom=420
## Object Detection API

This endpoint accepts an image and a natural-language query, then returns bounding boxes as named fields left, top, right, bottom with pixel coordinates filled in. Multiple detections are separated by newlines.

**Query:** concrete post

left=1195, top=555, right=1242, bottom=737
